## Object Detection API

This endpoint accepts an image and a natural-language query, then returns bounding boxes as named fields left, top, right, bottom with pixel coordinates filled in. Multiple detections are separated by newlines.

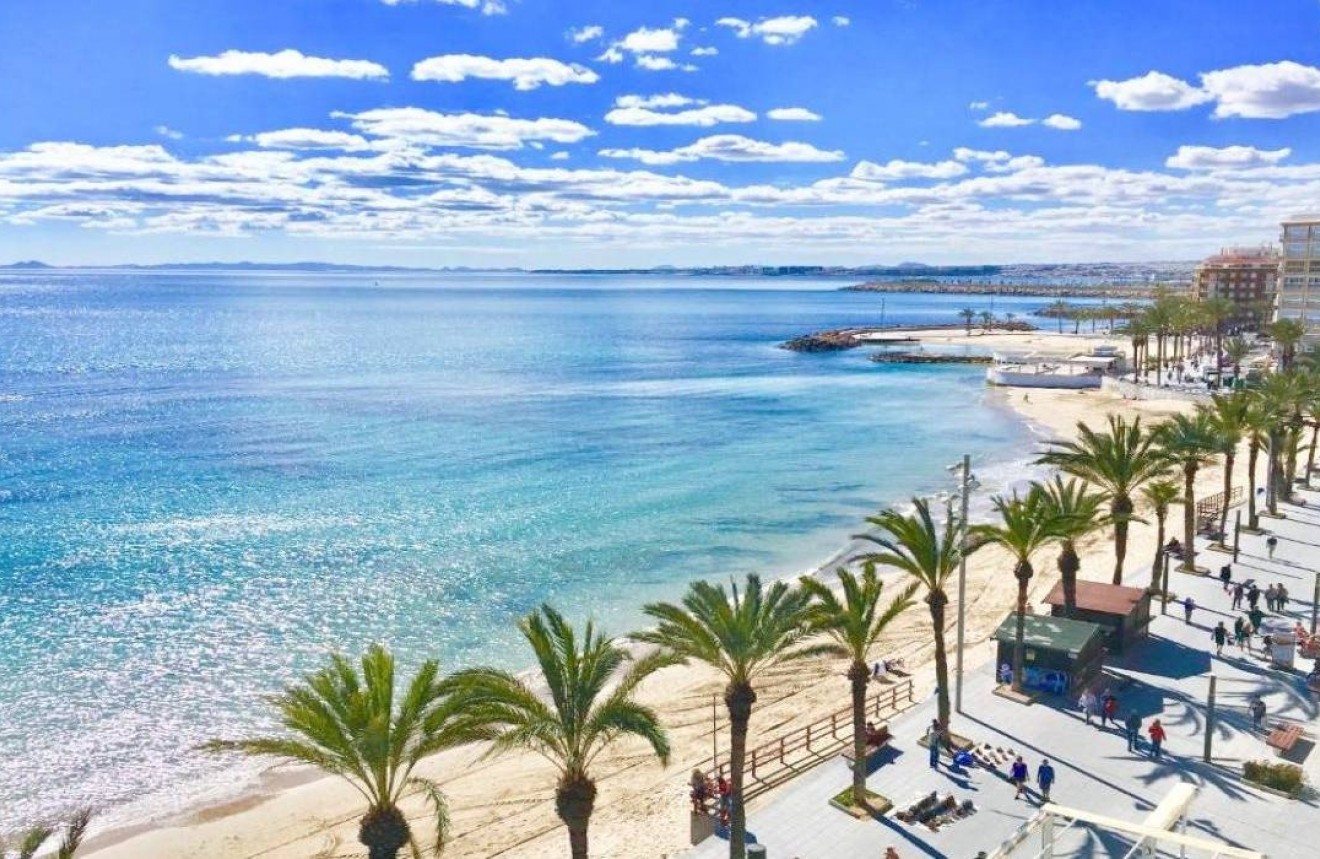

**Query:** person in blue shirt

left=1010, top=756, right=1028, bottom=799
left=1037, top=759, right=1055, bottom=802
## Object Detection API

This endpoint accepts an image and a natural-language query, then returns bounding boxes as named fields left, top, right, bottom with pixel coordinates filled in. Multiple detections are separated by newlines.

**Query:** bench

left=841, top=725, right=891, bottom=766
left=1267, top=723, right=1304, bottom=755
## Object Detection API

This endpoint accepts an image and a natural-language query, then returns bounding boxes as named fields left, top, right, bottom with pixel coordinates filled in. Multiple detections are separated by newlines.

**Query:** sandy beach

left=84, top=330, right=1236, bottom=859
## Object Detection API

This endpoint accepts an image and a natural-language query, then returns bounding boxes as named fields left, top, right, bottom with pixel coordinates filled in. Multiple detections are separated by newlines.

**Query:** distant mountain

left=1, top=260, right=53, bottom=269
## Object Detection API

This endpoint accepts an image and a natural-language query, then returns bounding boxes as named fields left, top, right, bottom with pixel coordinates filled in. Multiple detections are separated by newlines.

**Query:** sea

left=0, top=271, right=1080, bottom=834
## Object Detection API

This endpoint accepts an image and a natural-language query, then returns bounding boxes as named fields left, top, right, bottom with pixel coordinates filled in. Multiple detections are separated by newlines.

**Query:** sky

left=0, top=0, right=1318, bottom=267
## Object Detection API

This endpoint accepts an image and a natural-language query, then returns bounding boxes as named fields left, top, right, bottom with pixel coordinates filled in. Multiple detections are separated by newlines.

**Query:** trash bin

left=747, top=845, right=767, bottom=858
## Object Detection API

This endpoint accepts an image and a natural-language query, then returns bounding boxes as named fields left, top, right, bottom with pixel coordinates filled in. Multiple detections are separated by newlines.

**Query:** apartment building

left=1277, top=216, right=1320, bottom=337
left=1192, top=246, right=1278, bottom=329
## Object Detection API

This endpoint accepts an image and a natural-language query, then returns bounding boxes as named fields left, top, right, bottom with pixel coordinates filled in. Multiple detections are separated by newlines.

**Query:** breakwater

left=781, top=322, right=1033, bottom=353
left=869, top=352, right=992, bottom=365
left=842, top=281, right=1166, bottom=299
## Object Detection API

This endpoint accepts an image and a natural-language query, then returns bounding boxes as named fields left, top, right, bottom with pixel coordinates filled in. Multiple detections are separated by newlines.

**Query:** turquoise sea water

left=0, top=273, right=1054, bottom=831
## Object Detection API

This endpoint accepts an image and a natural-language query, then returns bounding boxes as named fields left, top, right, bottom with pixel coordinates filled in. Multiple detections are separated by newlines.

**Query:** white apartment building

left=1277, top=215, right=1320, bottom=338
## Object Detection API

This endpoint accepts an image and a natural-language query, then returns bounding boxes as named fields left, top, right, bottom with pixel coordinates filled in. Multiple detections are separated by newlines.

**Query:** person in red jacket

left=1148, top=719, right=1167, bottom=759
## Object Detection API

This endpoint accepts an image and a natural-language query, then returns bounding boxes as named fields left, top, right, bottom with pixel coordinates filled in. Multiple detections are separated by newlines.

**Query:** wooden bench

left=1266, top=723, right=1304, bottom=755
left=841, top=725, right=891, bottom=766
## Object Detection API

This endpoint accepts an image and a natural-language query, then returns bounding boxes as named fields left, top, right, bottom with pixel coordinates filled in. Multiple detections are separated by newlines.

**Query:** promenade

left=688, top=488, right=1320, bottom=859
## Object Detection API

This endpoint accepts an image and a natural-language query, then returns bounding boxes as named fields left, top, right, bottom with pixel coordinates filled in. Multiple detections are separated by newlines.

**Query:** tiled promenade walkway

left=688, top=488, right=1320, bottom=858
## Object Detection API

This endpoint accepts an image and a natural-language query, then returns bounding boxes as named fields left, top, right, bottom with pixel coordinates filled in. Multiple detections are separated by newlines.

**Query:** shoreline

left=84, top=330, right=1220, bottom=859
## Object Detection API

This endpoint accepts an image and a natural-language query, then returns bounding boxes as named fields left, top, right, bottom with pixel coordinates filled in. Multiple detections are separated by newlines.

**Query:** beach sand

left=85, top=329, right=1239, bottom=859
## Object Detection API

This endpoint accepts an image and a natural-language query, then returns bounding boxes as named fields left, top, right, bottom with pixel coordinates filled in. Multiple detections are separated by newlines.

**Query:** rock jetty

left=869, top=352, right=992, bottom=365
left=781, top=329, right=870, bottom=352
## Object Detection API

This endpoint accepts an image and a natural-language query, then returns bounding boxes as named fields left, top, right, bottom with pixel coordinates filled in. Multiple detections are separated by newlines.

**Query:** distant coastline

left=841, top=280, right=1167, bottom=298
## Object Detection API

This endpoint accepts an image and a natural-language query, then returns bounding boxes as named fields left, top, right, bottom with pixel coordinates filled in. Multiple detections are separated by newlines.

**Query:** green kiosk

left=993, top=613, right=1107, bottom=695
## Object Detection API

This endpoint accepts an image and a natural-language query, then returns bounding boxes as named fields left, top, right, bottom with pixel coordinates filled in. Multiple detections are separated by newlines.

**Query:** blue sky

left=0, top=0, right=1318, bottom=266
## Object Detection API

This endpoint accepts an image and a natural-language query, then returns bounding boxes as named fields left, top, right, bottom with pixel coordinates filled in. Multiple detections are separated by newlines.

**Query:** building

left=1277, top=215, right=1320, bottom=337
left=1192, top=245, right=1278, bottom=329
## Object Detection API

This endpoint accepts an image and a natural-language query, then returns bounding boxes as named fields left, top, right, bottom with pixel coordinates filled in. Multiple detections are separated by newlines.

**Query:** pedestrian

left=1010, top=755, right=1028, bottom=799
left=1183, top=595, right=1196, bottom=625
left=1234, top=616, right=1247, bottom=651
left=926, top=719, right=941, bottom=770
left=717, top=776, right=731, bottom=825
left=1219, top=564, right=1232, bottom=592
left=1212, top=621, right=1228, bottom=656
left=883, top=848, right=900, bottom=859
left=1036, top=759, right=1055, bottom=802
left=1249, top=696, right=1266, bottom=731
left=1267, top=535, right=1278, bottom=559
left=1278, top=584, right=1289, bottom=611
left=1124, top=710, right=1142, bottom=752
left=1078, top=689, right=1097, bottom=725
left=1265, top=584, right=1278, bottom=612
left=1148, top=719, right=1167, bottom=759
left=1248, top=584, right=1261, bottom=610
left=1102, top=693, right=1118, bottom=728
left=1248, top=605, right=1265, bottom=634
left=1231, top=582, right=1244, bottom=611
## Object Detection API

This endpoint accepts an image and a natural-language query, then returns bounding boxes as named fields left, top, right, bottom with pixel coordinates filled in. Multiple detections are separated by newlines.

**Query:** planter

left=829, top=787, right=892, bottom=819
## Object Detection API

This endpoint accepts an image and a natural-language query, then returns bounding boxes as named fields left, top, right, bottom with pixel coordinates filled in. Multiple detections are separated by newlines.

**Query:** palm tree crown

left=206, top=644, right=470, bottom=859
left=1039, top=475, right=1109, bottom=617
left=3, top=810, right=91, bottom=859
left=446, top=606, right=673, bottom=859
left=1140, top=478, right=1182, bottom=593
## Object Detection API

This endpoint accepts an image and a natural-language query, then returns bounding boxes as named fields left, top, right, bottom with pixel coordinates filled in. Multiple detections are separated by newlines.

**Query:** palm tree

left=978, top=310, right=994, bottom=332
left=206, top=645, right=470, bottom=859
left=1046, top=300, right=1069, bottom=334
left=1269, top=318, right=1307, bottom=371
left=854, top=498, right=972, bottom=743
left=1256, top=372, right=1303, bottom=514
left=1242, top=395, right=1271, bottom=530
left=446, top=607, right=673, bottom=859
left=799, top=565, right=916, bottom=806
left=1223, top=336, right=1252, bottom=387
left=1156, top=412, right=1221, bottom=574
left=958, top=307, right=976, bottom=336
left=1140, top=479, right=1182, bottom=594
left=1202, top=392, right=1250, bottom=545
left=2, top=811, right=91, bottom=859
left=1037, top=415, right=1170, bottom=585
left=636, top=575, right=816, bottom=859
left=971, top=484, right=1064, bottom=693
left=1201, top=298, right=1236, bottom=386
left=1039, top=476, right=1108, bottom=617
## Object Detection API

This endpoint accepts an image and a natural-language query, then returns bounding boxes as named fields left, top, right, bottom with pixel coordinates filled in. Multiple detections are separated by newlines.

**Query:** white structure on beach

left=985, top=350, right=1120, bottom=389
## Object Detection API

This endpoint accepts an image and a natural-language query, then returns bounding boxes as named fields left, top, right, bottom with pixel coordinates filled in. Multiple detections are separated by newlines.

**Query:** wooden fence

left=1195, top=485, right=1244, bottom=531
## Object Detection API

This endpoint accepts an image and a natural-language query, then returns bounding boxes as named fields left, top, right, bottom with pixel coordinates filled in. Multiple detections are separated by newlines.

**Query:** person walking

left=1265, top=584, right=1278, bottom=612
left=1278, top=584, right=1290, bottom=612
left=1148, top=719, right=1167, bottom=759
left=1248, top=584, right=1261, bottom=610
left=1078, top=689, right=1097, bottom=726
left=1219, top=564, right=1232, bottom=592
left=1267, top=535, right=1278, bottom=560
left=1248, top=605, right=1265, bottom=637
left=1036, top=759, right=1056, bottom=803
left=1124, top=710, right=1142, bottom=752
left=926, top=719, right=941, bottom=770
left=1102, top=693, right=1119, bottom=728
left=1234, top=616, right=1247, bottom=652
left=1212, top=621, right=1228, bottom=657
left=1249, top=696, right=1267, bottom=731
left=1183, top=596, right=1196, bottom=625
left=1010, top=756, right=1029, bottom=800
left=1231, top=582, right=1244, bottom=611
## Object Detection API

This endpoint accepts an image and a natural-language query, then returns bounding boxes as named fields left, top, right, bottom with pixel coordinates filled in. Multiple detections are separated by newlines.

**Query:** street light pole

left=1311, top=571, right=1319, bottom=638
left=1204, top=674, right=1218, bottom=763
left=956, top=453, right=971, bottom=715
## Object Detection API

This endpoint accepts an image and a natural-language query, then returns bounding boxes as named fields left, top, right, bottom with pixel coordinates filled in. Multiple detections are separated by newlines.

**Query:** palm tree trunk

left=1151, top=516, right=1166, bottom=591
left=555, top=776, right=597, bottom=859
left=1180, top=465, right=1198, bottom=573
left=847, top=660, right=869, bottom=805
left=929, top=591, right=951, bottom=735
left=1218, top=450, right=1235, bottom=546
left=359, top=806, right=411, bottom=859
left=1267, top=430, right=1282, bottom=515
left=724, top=683, right=757, bottom=859
left=1111, top=495, right=1132, bottom=585
left=1058, top=541, right=1079, bottom=617
left=1011, top=561, right=1033, bottom=693
left=1286, top=423, right=1302, bottom=487
left=1307, top=424, right=1319, bottom=487
left=1247, top=441, right=1260, bottom=529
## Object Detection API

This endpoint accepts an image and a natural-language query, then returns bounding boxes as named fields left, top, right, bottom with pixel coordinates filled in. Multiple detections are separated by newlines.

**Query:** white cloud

left=1042, top=113, right=1082, bottom=130
left=636, top=55, right=679, bottom=71
left=596, top=46, right=624, bottom=64
left=978, top=111, right=1034, bottom=128
left=411, top=55, right=598, bottom=90
left=568, top=25, right=604, bottom=44
left=1166, top=144, right=1291, bottom=170
left=850, top=159, right=968, bottom=181
left=550, top=151, right=571, bottom=161
left=832, top=16, right=850, bottom=26
left=767, top=107, right=822, bottom=121
left=619, top=26, right=681, bottom=53
left=1200, top=61, right=1320, bottom=119
left=237, top=128, right=375, bottom=151
left=954, top=147, right=1010, bottom=163
left=335, top=107, right=595, bottom=149
left=600, top=134, right=844, bottom=164
left=691, top=46, right=719, bottom=56
left=615, top=94, right=701, bottom=109
left=1091, top=70, right=1212, bottom=111
left=605, top=102, right=756, bottom=126
left=167, top=49, right=389, bottom=80
left=380, top=0, right=506, bottom=15
left=968, top=101, right=990, bottom=111
left=154, top=126, right=184, bottom=141
left=716, top=16, right=818, bottom=46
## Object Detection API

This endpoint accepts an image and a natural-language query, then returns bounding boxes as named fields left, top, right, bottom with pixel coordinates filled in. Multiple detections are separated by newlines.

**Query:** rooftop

left=991, top=613, right=1106, bottom=655
left=1043, top=579, right=1148, bottom=616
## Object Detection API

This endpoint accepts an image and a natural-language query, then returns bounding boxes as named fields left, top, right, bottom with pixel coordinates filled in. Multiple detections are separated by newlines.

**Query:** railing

left=695, top=677, right=916, bottom=806
left=1195, top=486, right=1244, bottom=531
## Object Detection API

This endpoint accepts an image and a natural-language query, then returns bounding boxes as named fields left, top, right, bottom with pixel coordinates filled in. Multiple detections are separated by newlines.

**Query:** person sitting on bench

left=865, top=721, right=890, bottom=747
left=1165, top=537, right=1183, bottom=558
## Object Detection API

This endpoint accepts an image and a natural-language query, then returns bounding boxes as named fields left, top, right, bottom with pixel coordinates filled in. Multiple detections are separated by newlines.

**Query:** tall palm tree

left=854, top=498, right=973, bottom=743
left=2, top=810, right=91, bottom=859
left=1269, top=318, right=1307, bottom=372
left=1037, top=415, right=1170, bottom=585
left=206, top=645, right=470, bottom=859
left=636, top=575, right=816, bottom=859
left=1201, top=297, right=1235, bottom=381
left=1157, top=412, right=1221, bottom=574
left=446, top=607, right=673, bottom=859
left=1046, top=300, right=1068, bottom=334
left=1223, top=335, right=1252, bottom=386
left=958, top=307, right=976, bottom=336
left=799, top=565, right=915, bottom=806
left=1257, top=372, right=1303, bottom=514
left=1039, top=476, right=1109, bottom=617
left=979, top=310, right=994, bottom=332
left=1243, top=395, right=1271, bottom=531
left=1202, top=392, right=1250, bottom=545
left=1140, top=479, right=1182, bottom=593
left=971, top=485, right=1064, bottom=693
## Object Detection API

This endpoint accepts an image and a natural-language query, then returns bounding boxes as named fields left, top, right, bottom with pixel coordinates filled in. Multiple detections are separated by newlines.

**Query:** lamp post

left=956, top=453, right=971, bottom=715
left=1204, top=674, right=1218, bottom=763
